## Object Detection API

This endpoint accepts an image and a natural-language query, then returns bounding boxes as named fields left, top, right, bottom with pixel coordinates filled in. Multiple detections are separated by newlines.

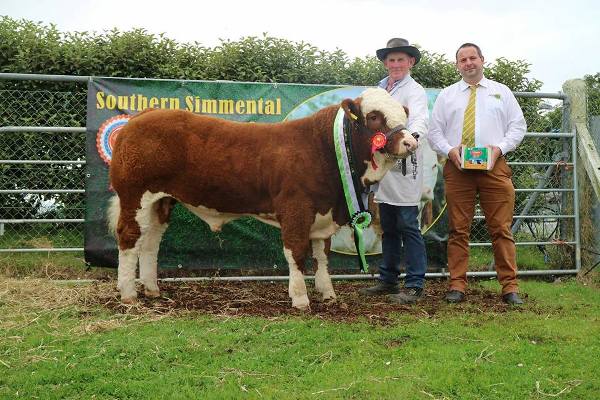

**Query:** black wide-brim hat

left=376, top=38, right=421, bottom=64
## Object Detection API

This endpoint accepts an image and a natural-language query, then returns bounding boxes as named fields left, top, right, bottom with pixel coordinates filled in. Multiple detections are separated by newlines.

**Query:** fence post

left=590, top=116, right=600, bottom=269
left=563, top=79, right=596, bottom=271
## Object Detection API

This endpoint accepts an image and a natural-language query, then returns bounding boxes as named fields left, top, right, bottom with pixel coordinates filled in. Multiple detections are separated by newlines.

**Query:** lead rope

left=399, top=132, right=420, bottom=179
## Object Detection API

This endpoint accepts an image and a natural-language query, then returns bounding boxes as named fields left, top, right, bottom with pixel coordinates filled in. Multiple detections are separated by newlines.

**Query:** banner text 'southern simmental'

left=95, top=92, right=282, bottom=115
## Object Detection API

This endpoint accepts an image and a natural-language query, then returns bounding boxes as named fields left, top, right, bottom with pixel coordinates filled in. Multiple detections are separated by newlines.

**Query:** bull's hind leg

left=312, top=239, right=336, bottom=302
left=116, top=204, right=142, bottom=304
left=118, top=247, right=139, bottom=303
left=116, top=193, right=171, bottom=303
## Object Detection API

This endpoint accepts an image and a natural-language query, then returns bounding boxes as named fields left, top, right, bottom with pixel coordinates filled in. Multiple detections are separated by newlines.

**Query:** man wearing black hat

left=359, top=38, right=429, bottom=304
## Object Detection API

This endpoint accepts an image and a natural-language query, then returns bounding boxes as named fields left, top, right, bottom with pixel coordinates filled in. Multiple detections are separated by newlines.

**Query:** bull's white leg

left=138, top=221, right=168, bottom=298
left=312, top=239, right=336, bottom=301
left=117, top=247, right=139, bottom=303
left=135, top=194, right=170, bottom=298
left=283, top=247, right=309, bottom=309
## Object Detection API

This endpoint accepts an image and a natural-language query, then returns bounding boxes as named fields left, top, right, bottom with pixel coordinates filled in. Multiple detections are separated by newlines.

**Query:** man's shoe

left=502, top=292, right=524, bottom=305
left=445, top=290, right=465, bottom=303
left=388, top=287, right=424, bottom=304
left=358, top=282, right=400, bottom=296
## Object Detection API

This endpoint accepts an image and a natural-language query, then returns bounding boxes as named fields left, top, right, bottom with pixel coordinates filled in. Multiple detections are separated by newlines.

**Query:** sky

left=2, top=0, right=599, bottom=93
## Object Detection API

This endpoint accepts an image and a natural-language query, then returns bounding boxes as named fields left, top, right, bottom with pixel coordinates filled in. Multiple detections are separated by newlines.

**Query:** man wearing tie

left=427, top=43, right=527, bottom=305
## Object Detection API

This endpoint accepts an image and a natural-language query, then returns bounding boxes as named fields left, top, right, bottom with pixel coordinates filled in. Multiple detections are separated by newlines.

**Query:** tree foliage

left=584, top=73, right=600, bottom=119
left=1, top=15, right=547, bottom=90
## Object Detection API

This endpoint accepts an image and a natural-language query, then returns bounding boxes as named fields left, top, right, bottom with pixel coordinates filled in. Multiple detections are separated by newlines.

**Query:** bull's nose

left=403, top=140, right=417, bottom=152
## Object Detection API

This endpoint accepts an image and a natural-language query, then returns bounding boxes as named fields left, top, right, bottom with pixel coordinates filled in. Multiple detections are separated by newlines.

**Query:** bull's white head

left=354, top=88, right=418, bottom=186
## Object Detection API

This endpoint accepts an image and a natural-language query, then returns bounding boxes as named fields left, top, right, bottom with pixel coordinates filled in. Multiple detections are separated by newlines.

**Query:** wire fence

left=0, top=82, right=86, bottom=252
left=0, top=74, right=586, bottom=273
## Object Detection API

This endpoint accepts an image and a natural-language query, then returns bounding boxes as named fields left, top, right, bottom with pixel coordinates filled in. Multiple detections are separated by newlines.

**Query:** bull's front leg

left=283, top=247, right=310, bottom=310
left=312, top=239, right=336, bottom=302
left=279, top=211, right=314, bottom=310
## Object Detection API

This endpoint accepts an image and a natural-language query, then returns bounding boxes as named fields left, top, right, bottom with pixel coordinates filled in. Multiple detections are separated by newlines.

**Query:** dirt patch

left=100, top=280, right=527, bottom=324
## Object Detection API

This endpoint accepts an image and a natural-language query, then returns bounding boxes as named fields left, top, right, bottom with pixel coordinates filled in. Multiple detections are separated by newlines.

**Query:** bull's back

left=109, top=108, right=332, bottom=212
left=110, top=109, right=190, bottom=190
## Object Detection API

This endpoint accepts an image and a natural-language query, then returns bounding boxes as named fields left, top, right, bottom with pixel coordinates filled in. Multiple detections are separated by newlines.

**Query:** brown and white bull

left=108, top=87, right=417, bottom=309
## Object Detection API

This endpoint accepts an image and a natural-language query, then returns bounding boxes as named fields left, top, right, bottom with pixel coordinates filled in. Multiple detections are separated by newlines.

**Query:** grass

left=0, top=275, right=598, bottom=399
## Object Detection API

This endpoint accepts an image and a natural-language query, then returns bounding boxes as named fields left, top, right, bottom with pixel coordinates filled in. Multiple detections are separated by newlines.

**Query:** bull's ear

left=403, top=106, right=410, bottom=117
left=341, top=99, right=362, bottom=122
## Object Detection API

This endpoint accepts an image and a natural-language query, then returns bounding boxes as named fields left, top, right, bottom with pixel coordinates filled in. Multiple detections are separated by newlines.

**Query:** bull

left=108, top=87, right=417, bottom=309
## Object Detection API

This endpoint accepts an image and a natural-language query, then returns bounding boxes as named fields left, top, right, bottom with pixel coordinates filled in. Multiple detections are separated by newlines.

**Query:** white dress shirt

left=427, top=76, right=526, bottom=157
left=374, top=74, right=429, bottom=206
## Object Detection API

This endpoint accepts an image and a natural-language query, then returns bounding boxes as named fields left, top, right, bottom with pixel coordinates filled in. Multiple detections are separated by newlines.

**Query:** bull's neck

left=315, top=106, right=369, bottom=183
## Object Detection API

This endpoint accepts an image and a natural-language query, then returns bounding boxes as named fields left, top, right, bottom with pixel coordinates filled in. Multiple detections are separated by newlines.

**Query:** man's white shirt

left=374, top=74, right=429, bottom=206
left=427, top=76, right=526, bottom=157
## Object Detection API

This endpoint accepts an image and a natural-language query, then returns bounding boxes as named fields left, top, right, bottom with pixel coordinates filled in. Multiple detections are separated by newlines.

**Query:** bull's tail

left=107, top=195, right=121, bottom=237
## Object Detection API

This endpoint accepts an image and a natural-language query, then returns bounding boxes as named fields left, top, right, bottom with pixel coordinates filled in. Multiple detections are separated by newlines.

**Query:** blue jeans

left=378, top=204, right=427, bottom=288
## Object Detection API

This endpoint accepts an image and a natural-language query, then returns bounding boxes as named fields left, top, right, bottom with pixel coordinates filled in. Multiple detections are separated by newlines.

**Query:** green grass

left=0, top=278, right=598, bottom=399
left=468, top=246, right=556, bottom=270
left=0, top=251, right=99, bottom=279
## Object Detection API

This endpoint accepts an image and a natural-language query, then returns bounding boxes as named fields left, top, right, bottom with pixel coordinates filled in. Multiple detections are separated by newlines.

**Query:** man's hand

left=488, top=146, right=502, bottom=170
left=448, top=146, right=462, bottom=170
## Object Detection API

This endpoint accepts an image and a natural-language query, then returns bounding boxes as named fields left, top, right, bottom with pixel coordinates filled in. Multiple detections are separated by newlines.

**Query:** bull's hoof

left=321, top=292, right=337, bottom=302
left=144, top=289, right=161, bottom=298
left=120, top=296, right=137, bottom=304
left=322, top=295, right=337, bottom=304
left=292, top=295, right=310, bottom=310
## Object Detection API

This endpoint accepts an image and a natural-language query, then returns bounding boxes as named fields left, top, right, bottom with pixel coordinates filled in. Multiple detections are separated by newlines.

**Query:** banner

left=85, top=77, right=447, bottom=271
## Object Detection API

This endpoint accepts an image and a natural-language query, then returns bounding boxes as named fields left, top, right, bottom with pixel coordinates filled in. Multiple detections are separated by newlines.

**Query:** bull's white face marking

left=360, top=128, right=419, bottom=186
left=400, top=131, right=418, bottom=153
left=359, top=88, right=419, bottom=161
left=359, top=87, right=408, bottom=133
left=387, top=129, right=417, bottom=158
left=284, top=247, right=310, bottom=309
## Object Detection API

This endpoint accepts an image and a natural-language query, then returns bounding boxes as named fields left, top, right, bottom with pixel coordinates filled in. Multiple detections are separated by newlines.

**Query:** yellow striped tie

left=462, top=85, right=477, bottom=147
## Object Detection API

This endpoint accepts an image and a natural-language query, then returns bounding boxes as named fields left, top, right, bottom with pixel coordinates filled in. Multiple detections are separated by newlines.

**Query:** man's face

left=456, top=46, right=484, bottom=83
left=383, top=51, right=415, bottom=82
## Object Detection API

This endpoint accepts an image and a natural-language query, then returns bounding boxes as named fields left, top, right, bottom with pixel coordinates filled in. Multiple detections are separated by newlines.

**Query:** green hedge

left=1, top=16, right=545, bottom=90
